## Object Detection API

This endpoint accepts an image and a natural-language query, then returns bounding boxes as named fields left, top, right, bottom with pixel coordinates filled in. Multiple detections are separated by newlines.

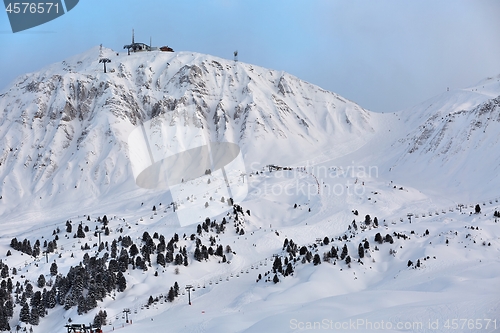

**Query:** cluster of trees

left=166, top=282, right=180, bottom=302
left=358, top=240, right=369, bottom=258
left=392, top=232, right=410, bottom=240
left=232, top=205, right=249, bottom=235
left=494, top=210, right=499, bottom=218
left=4, top=275, right=57, bottom=328
left=148, top=282, right=180, bottom=305
left=113, top=231, right=189, bottom=271
left=10, top=238, right=41, bottom=257
left=59, top=253, right=126, bottom=314
left=364, top=214, right=378, bottom=227
left=0, top=260, right=14, bottom=330
left=93, top=310, right=107, bottom=328
left=197, top=217, right=227, bottom=235
left=10, top=236, right=60, bottom=258
left=407, top=259, right=421, bottom=268
left=193, top=242, right=227, bottom=262
left=374, top=233, right=394, bottom=244
left=3, top=208, right=245, bottom=328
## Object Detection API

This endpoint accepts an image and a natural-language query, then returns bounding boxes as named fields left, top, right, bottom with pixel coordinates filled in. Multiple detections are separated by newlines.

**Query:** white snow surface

left=0, top=47, right=499, bottom=332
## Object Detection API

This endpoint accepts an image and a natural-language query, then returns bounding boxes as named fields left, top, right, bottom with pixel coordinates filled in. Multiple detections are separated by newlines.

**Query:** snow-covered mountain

left=0, top=46, right=378, bottom=216
left=379, top=75, right=500, bottom=201
left=0, top=47, right=499, bottom=333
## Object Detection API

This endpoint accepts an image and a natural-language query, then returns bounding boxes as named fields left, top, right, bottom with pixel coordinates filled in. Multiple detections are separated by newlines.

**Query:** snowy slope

left=381, top=75, right=500, bottom=202
left=0, top=47, right=499, bottom=333
left=324, top=74, right=500, bottom=204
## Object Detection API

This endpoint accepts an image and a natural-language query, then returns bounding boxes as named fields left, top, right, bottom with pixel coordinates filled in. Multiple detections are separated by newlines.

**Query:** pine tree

left=129, top=244, right=139, bottom=257
left=0, top=266, right=8, bottom=279
left=273, top=274, right=279, bottom=284
left=174, top=282, right=179, bottom=297
left=50, top=262, right=57, bottom=276
left=330, top=246, right=338, bottom=259
left=20, top=303, right=30, bottom=323
left=77, top=224, right=85, bottom=238
left=374, top=233, right=383, bottom=244
left=313, top=254, right=321, bottom=265
left=364, top=214, right=371, bottom=225
left=475, top=204, right=481, bottom=214
left=157, top=253, right=166, bottom=267
left=358, top=243, right=364, bottom=258
left=272, top=257, right=283, bottom=274
left=29, top=304, right=40, bottom=325
left=340, top=244, right=348, bottom=260
left=385, top=234, right=394, bottom=244
left=37, top=274, right=46, bottom=288
left=345, top=255, right=351, bottom=265
left=116, top=272, right=126, bottom=292
left=167, top=287, right=175, bottom=302
left=46, top=289, right=56, bottom=309
left=0, top=309, right=10, bottom=331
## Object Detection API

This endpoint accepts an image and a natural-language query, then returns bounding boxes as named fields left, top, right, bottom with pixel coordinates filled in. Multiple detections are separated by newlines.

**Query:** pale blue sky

left=1, top=0, right=499, bottom=112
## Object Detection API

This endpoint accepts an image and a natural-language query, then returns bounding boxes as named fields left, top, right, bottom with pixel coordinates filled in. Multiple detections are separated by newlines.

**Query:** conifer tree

left=167, top=287, right=175, bottom=302
left=313, top=254, right=321, bottom=265
left=340, top=244, right=348, bottom=260
left=37, top=274, right=46, bottom=288
left=20, top=303, right=30, bottom=323
left=358, top=243, right=364, bottom=258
